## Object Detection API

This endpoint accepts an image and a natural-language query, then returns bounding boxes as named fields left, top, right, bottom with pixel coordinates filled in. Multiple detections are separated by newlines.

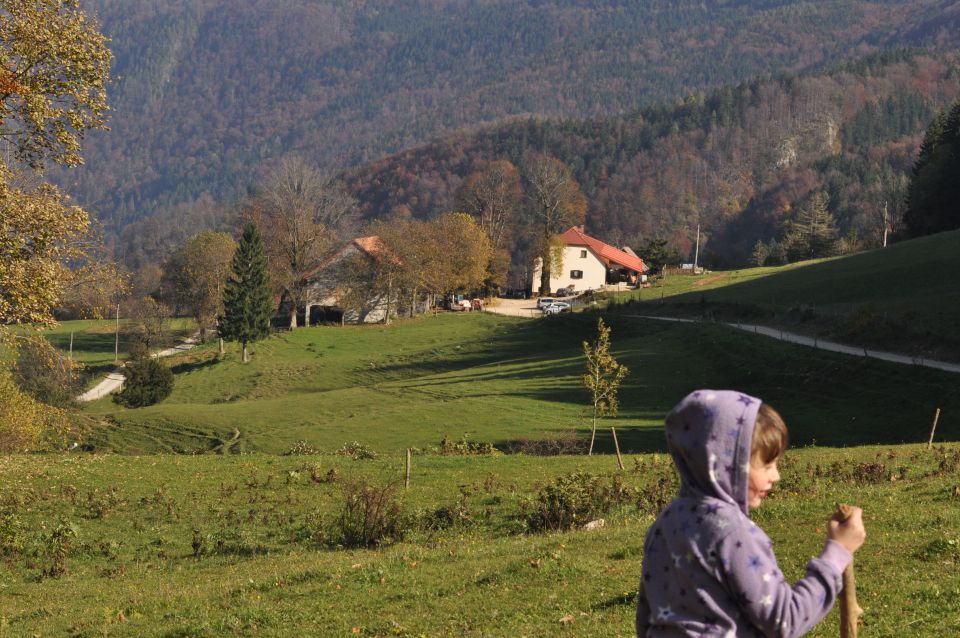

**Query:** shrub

left=43, top=521, right=77, bottom=578
left=0, top=507, right=24, bottom=556
left=336, top=441, right=377, bottom=460
left=330, top=480, right=407, bottom=548
left=438, top=435, right=497, bottom=456
left=0, top=368, right=57, bottom=452
left=502, top=431, right=586, bottom=456
left=285, top=440, right=320, bottom=455
left=421, top=495, right=473, bottom=530
left=113, top=353, right=174, bottom=408
left=635, top=476, right=677, bottom=516
left=525, top=471, right=632, bottom=532
left=13, top=336, right=82, bottom=408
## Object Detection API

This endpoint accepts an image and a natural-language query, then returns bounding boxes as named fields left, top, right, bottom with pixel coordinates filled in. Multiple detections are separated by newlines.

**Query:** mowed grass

left=615, top=229, right=960, bottom=360
left=10, top=318, right=197, bottom=388
left=73, top=312, right=960, bottom=455
left=0, top=445, right=958, bottom=637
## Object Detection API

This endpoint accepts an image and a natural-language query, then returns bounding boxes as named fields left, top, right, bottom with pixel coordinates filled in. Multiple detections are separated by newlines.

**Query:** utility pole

left=693, top=223, right=700, bottom=272
left=114, top=303, right=120, bottom=363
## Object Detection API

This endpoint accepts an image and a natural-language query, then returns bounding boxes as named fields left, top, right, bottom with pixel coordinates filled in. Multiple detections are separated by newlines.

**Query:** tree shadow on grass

left=169, top=357, right=218, bottom=375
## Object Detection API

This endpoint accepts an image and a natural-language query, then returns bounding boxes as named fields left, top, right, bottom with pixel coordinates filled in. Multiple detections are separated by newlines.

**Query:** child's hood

left=665, top=389, right=761, bottom=515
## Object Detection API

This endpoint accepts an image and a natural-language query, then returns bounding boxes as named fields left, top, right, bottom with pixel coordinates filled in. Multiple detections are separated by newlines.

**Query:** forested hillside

left=340, top=50, right=960, bottom=267
left=64, top=0, right=960, bottom=257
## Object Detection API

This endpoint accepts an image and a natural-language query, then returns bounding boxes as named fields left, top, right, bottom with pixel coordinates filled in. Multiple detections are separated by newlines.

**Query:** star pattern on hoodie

left=638, top=391, right=847, bottom=637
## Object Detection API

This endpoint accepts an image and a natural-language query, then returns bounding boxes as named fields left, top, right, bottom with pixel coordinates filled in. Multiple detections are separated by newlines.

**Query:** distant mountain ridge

left=339, top=49, right=959, bottom=267
left=64, top=0, right=960, bottom=246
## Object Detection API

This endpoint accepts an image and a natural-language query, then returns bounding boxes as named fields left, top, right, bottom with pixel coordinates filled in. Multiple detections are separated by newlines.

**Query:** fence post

left=405, top=449, right=411, bottom=489
left=927, top=408, right=942, bottom=450
left=611, top=426, right=624, bottom=471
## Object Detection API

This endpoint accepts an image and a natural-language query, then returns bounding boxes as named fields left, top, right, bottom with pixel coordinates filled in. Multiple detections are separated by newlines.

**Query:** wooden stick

left=927, top=408, right=942, bottom=450
left=836, top=503, right=863, bottom=638
left=610, top=426, right=624, bottom=471
left=405, top=449, right=411, bottom=489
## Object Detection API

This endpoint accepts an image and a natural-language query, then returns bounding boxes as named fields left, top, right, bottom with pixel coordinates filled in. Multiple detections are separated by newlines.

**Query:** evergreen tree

left=751, top=239, right=769, bottom=267
left=781, top=192, right=839, bottom=262
left=219, top=222, right=273, bottom=362
left=904, top=100, right=960, bottom=237
left=113, top=349, right=174, bottom=408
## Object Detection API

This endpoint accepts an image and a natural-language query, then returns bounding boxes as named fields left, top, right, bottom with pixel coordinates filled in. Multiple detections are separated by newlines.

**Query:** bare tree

left=522, top=152, right=587, bottom=295
left=456, top=159, right=522, bottom=252
left=255, top=156, right=357, bottom=328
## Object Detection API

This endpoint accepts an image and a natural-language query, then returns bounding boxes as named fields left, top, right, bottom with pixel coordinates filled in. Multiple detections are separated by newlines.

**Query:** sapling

left=582, top=318, right=629, bottom=455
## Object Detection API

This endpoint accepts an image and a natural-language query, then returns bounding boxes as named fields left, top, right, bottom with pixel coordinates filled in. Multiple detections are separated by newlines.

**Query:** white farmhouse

left=531, top=226, right=645, bottom=295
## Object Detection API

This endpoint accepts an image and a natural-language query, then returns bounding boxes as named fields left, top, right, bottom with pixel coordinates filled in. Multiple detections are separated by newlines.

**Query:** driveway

left=484, top=297, right=542, bottom=318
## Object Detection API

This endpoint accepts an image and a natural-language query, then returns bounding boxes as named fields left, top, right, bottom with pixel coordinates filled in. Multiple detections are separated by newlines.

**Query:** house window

left=570, top=270, right=583, bottom=279
left=580, top=249, right=588, bottom=258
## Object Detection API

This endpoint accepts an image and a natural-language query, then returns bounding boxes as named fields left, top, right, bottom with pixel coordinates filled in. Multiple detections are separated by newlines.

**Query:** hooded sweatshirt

left=636, top=390, right=851, bottom=637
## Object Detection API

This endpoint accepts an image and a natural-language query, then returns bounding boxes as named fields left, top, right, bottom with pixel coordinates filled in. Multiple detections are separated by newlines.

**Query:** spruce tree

left=904, top=100, right=960, bottom=237
left=219, top=222, right=273, bottom=362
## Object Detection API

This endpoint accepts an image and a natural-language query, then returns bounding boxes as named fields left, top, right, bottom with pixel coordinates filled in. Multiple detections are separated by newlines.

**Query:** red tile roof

left=559, top=227, right=645, bottom=273
left=302, top=235, right=386, bottom=281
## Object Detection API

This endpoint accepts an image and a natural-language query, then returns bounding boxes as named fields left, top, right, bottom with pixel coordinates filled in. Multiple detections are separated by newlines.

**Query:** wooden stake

left=405, top=448, right=411, bottom=489
left=610, top=426, right=624, bottom=471
left=836, top=503, right=864, bottom=638
left=927, top=408, right=942, bottom=450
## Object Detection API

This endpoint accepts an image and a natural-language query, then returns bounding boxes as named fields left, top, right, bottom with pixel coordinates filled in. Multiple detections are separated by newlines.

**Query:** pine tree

left=219, top=222, right=273, bottom=362
left=582, top=318, right=629, bottom=456
left=781, top=192, right=839, bottom=262
left=904, top=100, right=960, bottom=237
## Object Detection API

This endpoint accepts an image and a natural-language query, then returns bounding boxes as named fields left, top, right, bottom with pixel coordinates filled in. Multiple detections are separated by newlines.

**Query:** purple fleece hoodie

left=636, top=390, right=851, bottom=637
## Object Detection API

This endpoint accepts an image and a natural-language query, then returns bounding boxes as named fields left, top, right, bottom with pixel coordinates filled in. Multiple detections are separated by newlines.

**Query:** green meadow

left=617, top=229, right=960, bottom=360
left=74, top=312, right=958, bottom=455
left=1, top=445, right=959, bottom=636
left=3, top=233, right=960, bottom=636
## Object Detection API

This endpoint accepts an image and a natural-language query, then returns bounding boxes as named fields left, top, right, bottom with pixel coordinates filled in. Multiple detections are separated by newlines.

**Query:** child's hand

left=828, top=506, right=866, bottom=554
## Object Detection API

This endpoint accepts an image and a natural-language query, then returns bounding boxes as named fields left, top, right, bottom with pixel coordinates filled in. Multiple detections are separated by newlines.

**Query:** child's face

left=747, top=455, right=781, bottom=509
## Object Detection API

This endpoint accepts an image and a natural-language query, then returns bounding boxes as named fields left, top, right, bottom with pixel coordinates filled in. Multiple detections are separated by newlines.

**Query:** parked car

left=555, top=286, right=575, bottom=297
left=536, top=297, right=557, bottom=310
left=542, top=302, right=571, bottom=315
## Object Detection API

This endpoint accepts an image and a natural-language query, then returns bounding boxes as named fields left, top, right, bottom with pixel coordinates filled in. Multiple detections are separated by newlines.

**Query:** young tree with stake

left=582, top=318, right=629, bottom=456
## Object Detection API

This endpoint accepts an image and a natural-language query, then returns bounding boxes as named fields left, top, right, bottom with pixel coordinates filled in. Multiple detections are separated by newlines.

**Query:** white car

left=542, top=302, right=571, bottom=315
left=536, top=297, right=557, bottom=310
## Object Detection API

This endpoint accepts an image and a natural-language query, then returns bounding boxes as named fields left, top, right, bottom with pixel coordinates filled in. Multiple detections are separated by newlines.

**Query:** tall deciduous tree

left=0, top=0, right=111, bottom=170
left=0, top=174, right=88, bottom=324
left=163, top=231, right=237, bottom=341
left=456, top=159, right=522, bottom=292
left=220, top=222, right=273, bottom=363
left=582, top=318, right=628, bottom=456
left=0, top=0, right=111, bottom=452
left=522, top=152, right=587, bottom=295
left=255, top=156, right=357, bottom=328
left=456, top=159, right=522, bottom=252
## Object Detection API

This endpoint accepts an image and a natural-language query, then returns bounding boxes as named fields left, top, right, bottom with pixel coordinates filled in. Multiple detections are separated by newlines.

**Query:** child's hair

left=751, top=403, right=788, bottom=464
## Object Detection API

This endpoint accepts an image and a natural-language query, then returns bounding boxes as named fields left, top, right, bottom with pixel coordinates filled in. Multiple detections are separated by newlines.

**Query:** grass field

left=5, top=233, right=958, bottom=636
left=1, top=445, right=958, bottom=637
left=612, top=229, right=960, bottom=360
left=9, top=319, right=196, bottom=390
left=65, top=311, right=960, bottom=455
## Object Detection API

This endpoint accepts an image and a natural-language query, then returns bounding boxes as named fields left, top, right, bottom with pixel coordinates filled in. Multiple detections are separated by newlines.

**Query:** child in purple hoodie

left=636, top=390, right=866, bottom=637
